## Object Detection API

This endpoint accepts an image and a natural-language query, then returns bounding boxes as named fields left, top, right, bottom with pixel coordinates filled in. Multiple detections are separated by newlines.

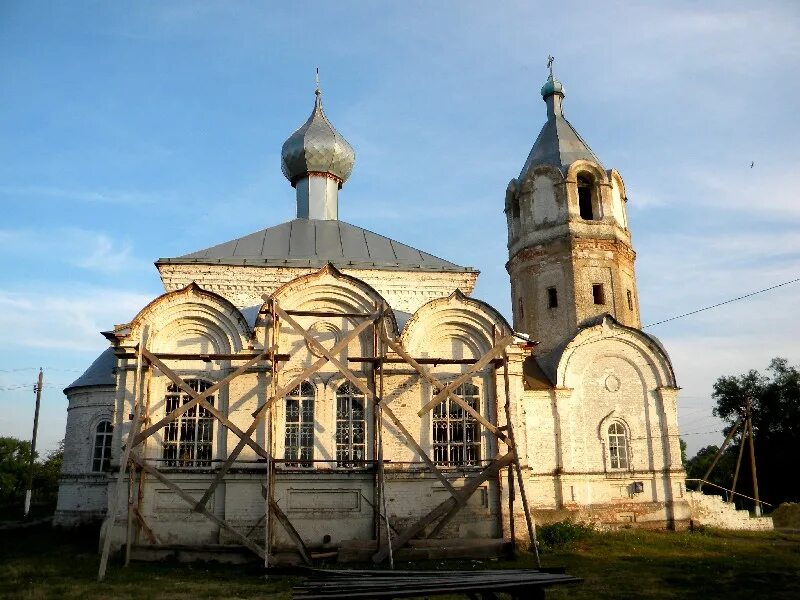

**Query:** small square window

left=592, top=284, right=605, bottom=305
left=547, top=287, right=558, bottom=309
left=627, top=289, right=634, bottom=311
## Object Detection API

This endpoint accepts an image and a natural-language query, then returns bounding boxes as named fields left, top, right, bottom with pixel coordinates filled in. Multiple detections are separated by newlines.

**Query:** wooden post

left=502, top=350, right=539, bottom=566
left=507, top=464, right=516, bottom=557
left=265, top=297, right=278, bottom=569
left=729, top=419, right=748, bottom=504
left=23, top=368, right=43, bottom=518
left=746, top=398, right=762, bottom=516
left=99, top=328, right=147, bottom=581
left=697, top=418, right=741, bottom=492
left=376, top=309, right=393, bottom=569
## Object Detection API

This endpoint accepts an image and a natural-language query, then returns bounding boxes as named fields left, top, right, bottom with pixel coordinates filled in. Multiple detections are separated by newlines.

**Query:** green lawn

left=1, top=523, right=799, bottom=599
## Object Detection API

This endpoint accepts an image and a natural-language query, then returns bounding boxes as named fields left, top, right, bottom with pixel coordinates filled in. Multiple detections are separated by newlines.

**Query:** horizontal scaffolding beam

left=348, top=357, right=504, bottom=366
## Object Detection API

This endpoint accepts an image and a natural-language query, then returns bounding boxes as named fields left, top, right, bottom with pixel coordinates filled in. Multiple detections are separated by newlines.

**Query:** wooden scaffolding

left=98, top=297, right=539, bottom=580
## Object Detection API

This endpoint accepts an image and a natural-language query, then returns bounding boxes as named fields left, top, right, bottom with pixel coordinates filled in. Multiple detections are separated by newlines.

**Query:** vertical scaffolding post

left=502, top=347, right=539, bottom=566
left=377, top=303, right=393, bottom=569
left=99, top=327, right=147, bottom=581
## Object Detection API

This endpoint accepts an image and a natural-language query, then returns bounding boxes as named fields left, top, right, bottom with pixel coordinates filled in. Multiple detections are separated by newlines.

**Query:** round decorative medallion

left=605, top=375, right=621, bottom=393
left=305, top=321, right=341, bottom=358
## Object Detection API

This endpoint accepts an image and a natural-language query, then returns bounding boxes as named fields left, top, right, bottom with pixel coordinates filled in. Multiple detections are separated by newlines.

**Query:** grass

left=1, top=523, right=799, bottom=599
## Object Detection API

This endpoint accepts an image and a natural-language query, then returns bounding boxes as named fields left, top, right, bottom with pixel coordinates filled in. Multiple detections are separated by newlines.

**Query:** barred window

left=284, top=382, right=314, bottom=467
left=336, top=382, right=366, bottom=468
left=92, top=420, right=113, bottom=472
left=608, top=422, right=629, bottom=470
left=432, top=382, right=481, bottom=467
left=163, top=379, right=214, bottom=468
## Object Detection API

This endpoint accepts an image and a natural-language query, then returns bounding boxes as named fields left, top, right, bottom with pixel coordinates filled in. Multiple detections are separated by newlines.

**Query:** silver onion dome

left=281, top=89, right=355, bottom=188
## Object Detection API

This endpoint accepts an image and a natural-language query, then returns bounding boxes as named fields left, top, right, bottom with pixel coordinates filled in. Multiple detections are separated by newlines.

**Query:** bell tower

left=506, top=66, right=640, bottom=351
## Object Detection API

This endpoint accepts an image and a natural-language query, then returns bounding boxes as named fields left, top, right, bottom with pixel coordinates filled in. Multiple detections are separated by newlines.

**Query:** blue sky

left=1, top=1, right=798, bottom=458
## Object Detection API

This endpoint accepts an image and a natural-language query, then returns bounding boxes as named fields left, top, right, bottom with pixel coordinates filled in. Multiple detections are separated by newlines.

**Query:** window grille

left=336, top=381, right=366, bottom=468
left=284, top=381, right=315, bottom=467
left=92, top=420, right=113, bottom=472
left=608, top=422, right=629, bottom=469
left=432, top=382, right=481, bottom=467
left=163, top=379, right=214, bottom=468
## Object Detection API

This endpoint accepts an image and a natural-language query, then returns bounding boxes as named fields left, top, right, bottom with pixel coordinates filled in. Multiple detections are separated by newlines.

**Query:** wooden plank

left=270, top=498, right=312, bottom=565
left=417, top=335, right=514, bottom=416
left=133, top=349, right=271, bottom=446
left=132, top=457, right=265, bottom=560
left=381, top=333, right=507, bottom=442
left=116, top=352, right=290, bottom=361
left=372, top=451, right=516, bottom=564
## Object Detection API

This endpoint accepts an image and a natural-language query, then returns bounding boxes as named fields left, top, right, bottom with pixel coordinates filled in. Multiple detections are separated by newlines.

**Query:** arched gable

left=401, top=290, right=512, bottom=359
left=555, top=315, right=676, bottom=390
left=267, top=264, right=398, bottom=335
left=127, top=282, right=251, bottom=354
left=518, top=163, right=564, bottom=195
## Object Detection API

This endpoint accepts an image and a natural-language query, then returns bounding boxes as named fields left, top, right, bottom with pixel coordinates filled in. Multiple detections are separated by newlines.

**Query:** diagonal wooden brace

left=274, top=305, right=377, bottom=402
left=139, top=349, right=271, bottom=462
left=133, top=349, right=272, bottom=447
left=417, top=335, right=514, bottom=417
left=372, top=450, right=516, bottom=564
left=132, top=455, right=266, bottom=560
left=381, top=403, right=462, bottom=501
left=381, top=332, right=507, bottom=442
left=196, top=316, right=380, bottom=511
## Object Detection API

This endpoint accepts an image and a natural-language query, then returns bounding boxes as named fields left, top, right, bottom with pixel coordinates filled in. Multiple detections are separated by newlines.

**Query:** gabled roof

left=156, top=219, right=474, bottom=273
left=64, top=347, right=116, bottom=394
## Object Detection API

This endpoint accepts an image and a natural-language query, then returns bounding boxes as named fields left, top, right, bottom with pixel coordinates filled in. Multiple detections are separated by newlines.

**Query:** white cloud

left=0, top=227, right=140, bottom=274
left=0, top=286, right=152, bottom=352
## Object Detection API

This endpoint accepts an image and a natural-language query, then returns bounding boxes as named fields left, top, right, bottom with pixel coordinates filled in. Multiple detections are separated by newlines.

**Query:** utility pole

left=746, top=397, right=762, bottom=517
left=24, top=368, right=43, bottom=518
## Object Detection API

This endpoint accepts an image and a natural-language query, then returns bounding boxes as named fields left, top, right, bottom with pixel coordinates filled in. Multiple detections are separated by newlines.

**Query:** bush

left=537, top=520, right=594, bottom=548
left=771, top=503, right=800, bottom=529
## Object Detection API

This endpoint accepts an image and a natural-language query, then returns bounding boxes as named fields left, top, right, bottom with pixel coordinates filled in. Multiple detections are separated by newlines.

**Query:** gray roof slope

left=519, top=115, right=603, bottom=177
left=64, top=348, right=116, bottom=393
left=157, top=219, right=474, bottom=272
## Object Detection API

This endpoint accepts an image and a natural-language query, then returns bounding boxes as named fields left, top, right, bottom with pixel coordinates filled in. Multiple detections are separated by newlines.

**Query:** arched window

left=284, top=381, right=314, bottom=467
left=336, top=381, right=366, bottom=468
left=433, top=382, right=481, bottom=467
left=608, top=422, right=629, bottom=469
left=92, top=420, right=113, bottom=472
left=163, top=379, right=214, bottom=468
left=577, top=174, right=597, bottom=220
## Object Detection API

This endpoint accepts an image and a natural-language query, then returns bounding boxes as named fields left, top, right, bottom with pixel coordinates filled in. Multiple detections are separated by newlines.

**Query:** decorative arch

left=127, top=282, right=251, bottom=354
left=268, top=264, right=398, bottom=336
left=565, top=159, right=608, bottom=185
left=402, top=289, right=512, bottom=358
left=555, top=315, right=676, bottom=390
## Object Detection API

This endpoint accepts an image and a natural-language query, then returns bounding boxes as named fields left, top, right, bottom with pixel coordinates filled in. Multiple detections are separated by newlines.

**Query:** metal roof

left=157, top=219, right=474, bottom=272
left=64, top=347, right=116, bottom=393
left=281, top=90, right=355, bottom=186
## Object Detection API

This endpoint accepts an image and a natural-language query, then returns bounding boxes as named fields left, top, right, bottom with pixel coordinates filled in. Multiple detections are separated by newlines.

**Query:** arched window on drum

left=92, top=420, right=113, bottom=472
left=336, top=381, right=366, bottom=468
left=432, top=382, right=481, bottom=467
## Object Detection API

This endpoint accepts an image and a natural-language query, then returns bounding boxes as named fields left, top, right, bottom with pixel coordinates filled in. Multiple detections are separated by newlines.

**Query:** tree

left=710, top=358, right=800, bottom=507
left=0, top=437, right=34, bottom=504
left=0, top=437, right=64, bottom=515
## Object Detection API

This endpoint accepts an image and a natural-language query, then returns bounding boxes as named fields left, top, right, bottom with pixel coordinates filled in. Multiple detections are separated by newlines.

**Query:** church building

left=55, top=70, right=694, bottom=559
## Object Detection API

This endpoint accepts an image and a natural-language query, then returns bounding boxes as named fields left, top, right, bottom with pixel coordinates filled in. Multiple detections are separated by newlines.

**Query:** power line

left=643, top=277, right=800, bottom=328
